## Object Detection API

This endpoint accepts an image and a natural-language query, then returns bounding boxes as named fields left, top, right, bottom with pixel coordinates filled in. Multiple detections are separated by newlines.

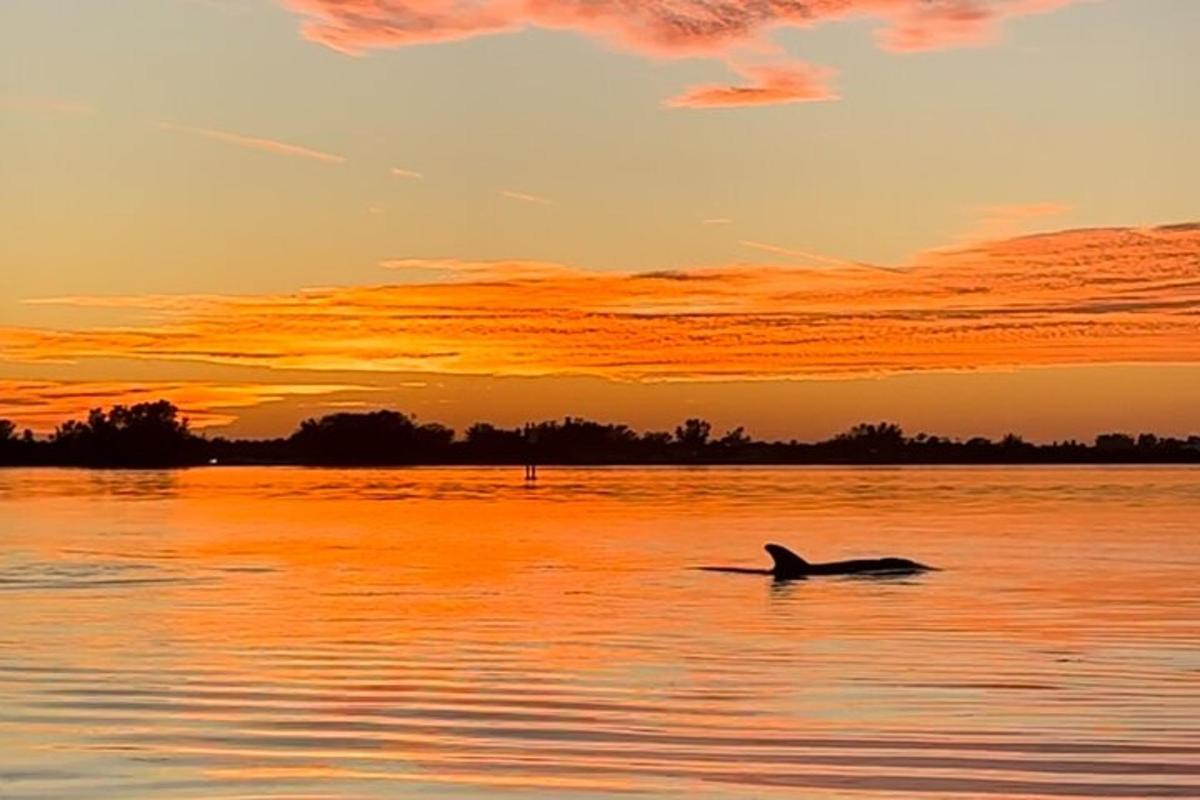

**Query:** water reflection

left=0, top=466, right=1198, bottom=798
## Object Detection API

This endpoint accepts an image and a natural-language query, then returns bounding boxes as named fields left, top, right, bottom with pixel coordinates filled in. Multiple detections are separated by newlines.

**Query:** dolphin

left=699, top=543, right=936, bottom=580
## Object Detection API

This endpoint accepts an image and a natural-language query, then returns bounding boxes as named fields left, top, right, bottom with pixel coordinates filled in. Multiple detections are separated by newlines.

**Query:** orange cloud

left=281, top=0, right=1088, bottom=106
left=667, top=63, right=838, bottom=108
left=955, top=201, right=1073, bottom=245
left=154, top=121, right=346, bottom=164
left=0, top=381, right=370, bottom=433
left=2, top=224, right=1197, bottom=382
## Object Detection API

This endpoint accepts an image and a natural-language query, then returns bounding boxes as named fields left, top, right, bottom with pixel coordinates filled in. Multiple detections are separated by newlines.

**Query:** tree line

left=2, top=400, right=1199, bottom=467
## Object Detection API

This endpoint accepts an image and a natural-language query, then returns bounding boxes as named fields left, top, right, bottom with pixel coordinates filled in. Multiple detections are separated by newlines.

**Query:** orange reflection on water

left=1, top=466, right=1198, bottom=798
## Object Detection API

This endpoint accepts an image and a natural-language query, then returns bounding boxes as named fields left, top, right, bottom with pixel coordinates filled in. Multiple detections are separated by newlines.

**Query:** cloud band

left=3, top=224, right=1198, bottom=382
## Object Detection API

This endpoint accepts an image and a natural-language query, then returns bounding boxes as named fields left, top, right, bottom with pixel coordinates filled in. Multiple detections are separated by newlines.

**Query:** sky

left=1, top=0, right=1198, bottom=442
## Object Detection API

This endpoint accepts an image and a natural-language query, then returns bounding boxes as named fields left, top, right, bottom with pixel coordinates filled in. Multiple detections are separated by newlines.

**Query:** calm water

left=1, top=466, right=1198, bottom=799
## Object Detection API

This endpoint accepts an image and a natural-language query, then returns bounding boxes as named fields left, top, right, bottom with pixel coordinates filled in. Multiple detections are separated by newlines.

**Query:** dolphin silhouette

left=699, top=543, right=935, bottom=580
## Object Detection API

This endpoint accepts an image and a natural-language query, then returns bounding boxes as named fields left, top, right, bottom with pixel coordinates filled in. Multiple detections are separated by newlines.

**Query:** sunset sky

left=2, top=0, right=1197, bottom=441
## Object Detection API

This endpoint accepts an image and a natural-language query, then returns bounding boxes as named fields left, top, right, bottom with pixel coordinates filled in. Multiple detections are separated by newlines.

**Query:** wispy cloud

left=501, top=189, right=554, bottom=206
left=738, top=240, right=869, bottom=269
left=281, top=0, right=1087, bottom=107
left=4, top=223, right=1197, bottom=381
left=380, top=258, right=579, bottom=281
left=703, top=218, right=732, bottom=226
left=391, top=166, right=424, bottom=179
left=154, top=121, right=346, bottom=164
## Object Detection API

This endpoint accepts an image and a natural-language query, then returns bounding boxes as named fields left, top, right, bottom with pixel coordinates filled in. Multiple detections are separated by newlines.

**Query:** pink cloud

left=880, top=0, right=1082, bottom=51
left=667, top=63, right=838, bottom=108
left=281, top=0, right=1089, bottom=107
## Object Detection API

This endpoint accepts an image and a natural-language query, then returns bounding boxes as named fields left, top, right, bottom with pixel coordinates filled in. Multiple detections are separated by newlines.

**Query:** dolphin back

left=807, top=556, right=935, bottom=576
left=698, top=544, right=936, bottom=580
left=764, top=543, right=809, bottom=577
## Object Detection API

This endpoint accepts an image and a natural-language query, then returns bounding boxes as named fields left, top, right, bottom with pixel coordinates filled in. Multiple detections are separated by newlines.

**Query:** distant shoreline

left=5, top=457, right=1200, bottom=470
left=4, top=400, right=1198, bottom=469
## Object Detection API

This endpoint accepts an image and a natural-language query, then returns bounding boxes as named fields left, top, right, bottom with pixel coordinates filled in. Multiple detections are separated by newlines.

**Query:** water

left=1, top=466, right=1198, bottom=799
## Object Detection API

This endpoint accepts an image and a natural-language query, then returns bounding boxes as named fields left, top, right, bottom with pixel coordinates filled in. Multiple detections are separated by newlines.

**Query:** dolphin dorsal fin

left=764, top=543, right=808, bottom=575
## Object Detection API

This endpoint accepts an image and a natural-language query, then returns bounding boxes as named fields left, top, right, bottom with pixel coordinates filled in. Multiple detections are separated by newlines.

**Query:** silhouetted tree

left=672, top=418, right=711, bottom=459
left=0, top=419, right=21, bottom=465
left=827, top=422, right=907, bottom=460
left=674, top=418, right=711, bottom=447
left=518, top=417, right=642, bottom=463
left=288, top=410, right=453, bottom=465
left=48, top=400, right=200, bottom=466
left=641, top=432, right=673, bottom=445
left=840, top=422, right=905, bottom=447
left=1095, top=433, right=1136, bottom=451
left=460, top=422, right=525, bottom=462
left=2, top=399, right=1198, bottom=467
left=718, top=427, right=750, bottom=448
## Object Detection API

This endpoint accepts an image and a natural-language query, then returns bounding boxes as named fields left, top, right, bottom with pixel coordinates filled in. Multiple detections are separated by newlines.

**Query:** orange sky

left=3, top=223, right=1199, bottom=439
left=4, top=221, right=1199, bottom=379
left=2, top=1, right=1197, bottom=439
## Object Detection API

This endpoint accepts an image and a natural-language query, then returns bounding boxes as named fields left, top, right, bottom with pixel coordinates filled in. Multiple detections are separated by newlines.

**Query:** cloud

left=500, top=189, right=554, bottom=205
left=154, top=121, right=346, bottom=164
left=667, top=63, right=838, bottom=108
left=3, top=223, right=1197, bottom=382
left=738, top=240, right=870, bottom=269
left=703, top=218, right=733, bottom=225
left=955, top=201, right=1073, bottom=245
left=381, top=258, right=580, bottom=282
left=0, top=381, right=369, bottom=433
left=391, top=166, right=424, bottom=179
left=878, top=0, right=1080, bottom=51
left=281, top=0, right=1088, bottom=106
